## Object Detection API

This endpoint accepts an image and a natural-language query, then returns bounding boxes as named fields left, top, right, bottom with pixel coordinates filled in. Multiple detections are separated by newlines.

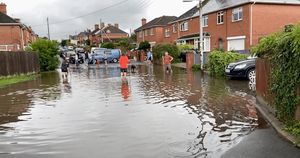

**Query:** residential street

left=0, top=65, right=299, bottom=158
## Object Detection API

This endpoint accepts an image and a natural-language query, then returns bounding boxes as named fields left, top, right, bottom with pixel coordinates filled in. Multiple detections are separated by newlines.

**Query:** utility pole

left=100, top=19, right=104, bottom=43
left=47, top=17, right=50, bottom=40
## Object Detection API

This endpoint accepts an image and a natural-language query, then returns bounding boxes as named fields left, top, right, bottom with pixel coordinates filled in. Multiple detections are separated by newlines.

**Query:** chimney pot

left=114, top=23, right=119, bottom=28
left=95, top=24, right=99, bottom=30
left=100, top=22, right=105, bottom=28
left=0, top=3, right=7, bottom=15
left=142, top=18, right=147, bottom=26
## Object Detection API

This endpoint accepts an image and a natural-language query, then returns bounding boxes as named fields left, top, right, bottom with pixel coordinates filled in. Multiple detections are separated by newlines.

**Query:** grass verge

left=0, top=74, right=37, bottom=88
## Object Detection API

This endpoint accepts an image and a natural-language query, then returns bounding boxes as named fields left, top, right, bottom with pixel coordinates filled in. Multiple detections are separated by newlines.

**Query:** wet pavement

left=0, top=64, right=299, bottom=158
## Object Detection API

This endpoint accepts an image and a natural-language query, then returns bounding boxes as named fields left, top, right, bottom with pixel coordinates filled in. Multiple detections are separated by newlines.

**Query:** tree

left=130, top=33, right=137, bottom=42
left=28, top=39, right=60, bottom=72
left=117, top=38, right=136, bottom=52
left=138, top=41, right=151, bottom=51
left=101, top=42, right=115, bottom=49
left=85, top=39, right=91, bottom=46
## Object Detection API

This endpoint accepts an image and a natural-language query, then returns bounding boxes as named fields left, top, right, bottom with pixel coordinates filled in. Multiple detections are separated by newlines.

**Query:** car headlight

left=234, top=64, right=247, bottom=70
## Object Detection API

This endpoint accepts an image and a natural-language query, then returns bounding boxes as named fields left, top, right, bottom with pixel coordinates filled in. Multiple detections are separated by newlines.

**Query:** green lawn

left=0, top=74, right=37, bottom=88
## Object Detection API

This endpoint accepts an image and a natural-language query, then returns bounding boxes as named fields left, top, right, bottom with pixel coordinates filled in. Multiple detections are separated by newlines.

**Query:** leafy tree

left=101, top=42, right=115, bottom=49
left=117, top=38, right=136, bottom=52
left=85, top=39, right=91, bottom=46
left=130, top=33, right=137, bottom=42
left=138, top=41, right=151, bottom=51
left=28, top=39, right=59, bottom=72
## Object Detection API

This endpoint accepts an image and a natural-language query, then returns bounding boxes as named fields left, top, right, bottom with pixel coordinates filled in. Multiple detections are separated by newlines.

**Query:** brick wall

left=137, top=27, right=165, bottom=44
left=0, top=25, right=22, bottom=51
left=252, top=4, right=300, bottom=46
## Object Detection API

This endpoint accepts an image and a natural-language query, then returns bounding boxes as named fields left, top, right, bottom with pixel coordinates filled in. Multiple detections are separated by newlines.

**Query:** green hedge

left=29, top=39, right=60, bottom=72
left=252, top=22, right=300, bottom=124
left=152, top=44, right=180, bottom=63
left=208, top=50, right=247, bottom=76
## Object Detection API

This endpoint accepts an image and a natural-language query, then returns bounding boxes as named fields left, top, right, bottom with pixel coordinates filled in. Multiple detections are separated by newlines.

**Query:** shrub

left=192, top=64, right=201, bottom=71
left=101, top=42, right=115, bottom=49
left=252, top=22, right=300, bottom=123
left=152, top=44, right=180, bottom=63
left=208, top=50, right=247, bottom=76
left=138, top=41, right=151, bottom=51
left=29, top=39, right=59, bottom=72
left=177, top=44, right=194, bottom=53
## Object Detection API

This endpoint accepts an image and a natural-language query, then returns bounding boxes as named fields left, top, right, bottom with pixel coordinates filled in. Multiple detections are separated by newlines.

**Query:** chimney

left=114, top=23, right=119, bottom=28
left=100, top=22, right=105, bottom=28
left=142, top=18, right=147, bottom=26
left=94, top=24, right=99, bottom=30
left=0, top=3, right=7, bottom=14
left=108, top=23, right=112, bottom=26
left=14, top=18, right=21, bottom=23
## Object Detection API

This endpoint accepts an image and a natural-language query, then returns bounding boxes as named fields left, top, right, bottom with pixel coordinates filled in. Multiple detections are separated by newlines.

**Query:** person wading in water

left=162, top=52, right=174, bottom=74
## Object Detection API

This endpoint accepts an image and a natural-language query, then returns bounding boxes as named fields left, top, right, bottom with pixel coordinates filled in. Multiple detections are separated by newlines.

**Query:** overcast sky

left=1, top=0, right=195, bottom=40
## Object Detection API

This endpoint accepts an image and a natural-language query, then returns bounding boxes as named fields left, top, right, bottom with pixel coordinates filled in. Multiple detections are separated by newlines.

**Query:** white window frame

left=165, top=28, right=170, bottom=37
left=138, top=31, right=142, bottom=38
left=150, top=28, right=154, bottom=35
left=232, top=7, right=243, bottom=22
left=180, top=21, right=189, bottom=31
left=144, top=30, right=148, bottom=36
left=217, top=11, right=224, bottom=24
left=172, top=24, right=177, bottom=33
left=202, top=15, right=208, bottom=27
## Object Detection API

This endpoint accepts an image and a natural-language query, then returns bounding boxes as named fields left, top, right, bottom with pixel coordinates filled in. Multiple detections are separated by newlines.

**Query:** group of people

left=61, top=49, right=174, bottom=81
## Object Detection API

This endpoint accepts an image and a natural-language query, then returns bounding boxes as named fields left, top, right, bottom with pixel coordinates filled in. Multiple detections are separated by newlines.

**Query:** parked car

left=107, top=49, right=121, bottom=63
left=91, top=49, right=106, bottom=64
left=225, top=58, right=256, bottom=80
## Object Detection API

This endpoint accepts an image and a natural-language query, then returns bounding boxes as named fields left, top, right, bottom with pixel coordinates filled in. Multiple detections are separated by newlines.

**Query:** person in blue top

left=146, top=49, right=153, bottom=64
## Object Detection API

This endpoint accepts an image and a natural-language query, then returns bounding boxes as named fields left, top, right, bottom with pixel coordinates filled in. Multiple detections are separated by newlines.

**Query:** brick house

left=77, top=30, right=90, bottom=46
left=0, top=3, right=37, bottom=51
left=136, top=0, right=300, bottom=54
left=135, top=16, right=177, bottom=47
left=88, top=23, right=128, bottom=46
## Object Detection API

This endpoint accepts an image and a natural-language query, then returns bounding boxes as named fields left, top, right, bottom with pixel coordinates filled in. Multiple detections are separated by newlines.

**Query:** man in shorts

left=162, top=52, right=174, bottom=73
left=119, top=53, right=129, bottom=77
left=61, top=59, right=69, bottom=80
left=146, top=49, right=153, bottom=64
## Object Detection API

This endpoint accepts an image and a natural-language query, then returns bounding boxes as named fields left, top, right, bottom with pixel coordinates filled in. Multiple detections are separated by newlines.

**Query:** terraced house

left=0, top=3, right=37, bottom=51
left=136, top=0, right=300, bottom=53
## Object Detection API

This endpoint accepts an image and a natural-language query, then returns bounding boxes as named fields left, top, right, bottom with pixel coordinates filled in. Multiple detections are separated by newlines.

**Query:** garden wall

left=0, top=51, right=39, bottom=77
left=256, top=58, right=300, bottom=120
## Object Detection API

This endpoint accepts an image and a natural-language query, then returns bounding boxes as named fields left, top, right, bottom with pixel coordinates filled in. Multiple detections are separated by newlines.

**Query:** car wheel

left=247, top=69, right=256, bottom=80
left=113, top=58, right=118, bottom=63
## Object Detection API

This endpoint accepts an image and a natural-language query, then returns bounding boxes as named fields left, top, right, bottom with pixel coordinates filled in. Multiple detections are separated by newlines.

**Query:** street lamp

left=183, top=0, right=204, bottom=70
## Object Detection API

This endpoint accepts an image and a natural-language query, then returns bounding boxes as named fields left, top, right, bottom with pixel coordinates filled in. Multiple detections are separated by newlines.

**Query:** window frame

left=172, top=24, right=177, bottom=33
left=180, top=21, right=189, bottom=32
left=165, top=28, right=170, bottom=37
left=232, top=7, right=243, bottom=22
left=150, top=28, right=154, bottom=35
left=217, top=11, right=224, bottom=25
left=202, top=15, right=208, bottom=27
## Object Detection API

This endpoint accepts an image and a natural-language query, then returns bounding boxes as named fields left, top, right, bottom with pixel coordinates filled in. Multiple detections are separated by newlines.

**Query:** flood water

left=0, top=65, right=260, bottom=158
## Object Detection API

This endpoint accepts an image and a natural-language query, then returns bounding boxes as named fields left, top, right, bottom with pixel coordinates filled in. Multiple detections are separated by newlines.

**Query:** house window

left=217, top=11, right=224, bottom=24
left=202, top=15, right=208, bottom=27
left=180, top=21, right=189, bottom=31
left=150, top=28, right=154, bottom=35
left=165, top=28, right=170, bottom=37
left=139, top=31, right=142, bottom=38
left=232, top=7, right=243, bottom=22
left=172, top=24, right=177, bottom=33
left=144, top=30, right=148, bottom=36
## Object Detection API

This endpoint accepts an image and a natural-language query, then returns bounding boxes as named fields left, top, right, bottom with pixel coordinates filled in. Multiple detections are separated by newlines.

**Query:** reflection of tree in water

left=0, top=72, right=61, bottom=132
left=138, top=66, right=258, bottom=157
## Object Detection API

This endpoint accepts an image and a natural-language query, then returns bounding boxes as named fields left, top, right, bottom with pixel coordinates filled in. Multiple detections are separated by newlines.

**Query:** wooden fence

left=0, top=51, right=39, bottom=77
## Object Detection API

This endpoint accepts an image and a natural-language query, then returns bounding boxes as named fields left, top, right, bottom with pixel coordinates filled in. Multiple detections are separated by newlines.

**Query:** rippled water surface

left=0, top=65, right=259, bottom=158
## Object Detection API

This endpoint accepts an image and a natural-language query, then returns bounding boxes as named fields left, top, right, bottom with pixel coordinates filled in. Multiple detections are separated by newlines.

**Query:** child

left=61, top=59, right=69, bottom=80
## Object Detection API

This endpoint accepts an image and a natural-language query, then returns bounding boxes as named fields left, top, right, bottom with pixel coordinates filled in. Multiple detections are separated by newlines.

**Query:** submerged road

left=0, top=64, right=299, bottom=158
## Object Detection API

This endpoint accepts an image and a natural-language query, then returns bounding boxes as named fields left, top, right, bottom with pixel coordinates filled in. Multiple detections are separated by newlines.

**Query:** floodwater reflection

left=0, top=65, right=260, bottom=158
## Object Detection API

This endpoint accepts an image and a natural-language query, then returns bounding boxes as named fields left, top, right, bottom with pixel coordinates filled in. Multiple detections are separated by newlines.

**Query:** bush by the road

left=138, top=41, right=151, bottom=51
left=101, top=42, right=115, bottom=49
left=152, top=44, right=180, bottom=63
left=252, top=22, right=300, bottom=125
left=28, top=39, right=59, bottom=72
left=208, top=50, right=247, bottom=76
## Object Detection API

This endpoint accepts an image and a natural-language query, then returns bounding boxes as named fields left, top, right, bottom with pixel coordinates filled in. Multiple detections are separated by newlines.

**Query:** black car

left=225, top=58, right=256, bottom=80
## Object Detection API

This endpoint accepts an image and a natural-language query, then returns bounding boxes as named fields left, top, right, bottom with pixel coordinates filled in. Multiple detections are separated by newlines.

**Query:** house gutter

left=250, top=1, right=256, bottom=46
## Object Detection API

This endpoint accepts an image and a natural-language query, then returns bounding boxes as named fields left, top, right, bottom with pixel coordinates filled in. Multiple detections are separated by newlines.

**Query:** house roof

left=135, top=16, right=177, bottom=32
left=90, top=28, right=100, bottom=35
left=96, top=25, right=128, bottom=35
left=0, top=12, right=18, bottom=23
left=78, top=31, right=90, bottom=36
left=172, top=0, right=300, bottom=23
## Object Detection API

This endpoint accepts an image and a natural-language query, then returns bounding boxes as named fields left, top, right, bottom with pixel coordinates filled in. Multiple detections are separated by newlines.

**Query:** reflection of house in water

left=0, top=72, right=61, bottom=131
left=138, top=68, right=258, bottom=155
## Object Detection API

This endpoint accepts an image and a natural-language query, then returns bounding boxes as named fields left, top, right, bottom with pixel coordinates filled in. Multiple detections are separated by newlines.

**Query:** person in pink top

left=162, top=52, right=174, bottom=73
